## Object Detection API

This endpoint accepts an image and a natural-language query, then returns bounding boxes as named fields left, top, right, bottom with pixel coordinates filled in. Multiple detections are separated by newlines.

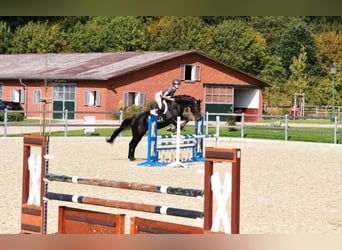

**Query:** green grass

left=2, top=121, right=341, bottom=144
left=214, top=126, right=340, bottom=144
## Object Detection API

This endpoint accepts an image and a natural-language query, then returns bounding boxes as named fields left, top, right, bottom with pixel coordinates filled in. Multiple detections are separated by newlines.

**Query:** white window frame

left=53, top=83, right=76, bottom=101
left=180, top=64, right=201, bottom=81
left=11, top=89, right=24, bottom=103
left=33, top=89, right=41, bottom=105
left=84, top=90, right=101, bottom=107
left=123, top=91, right=145, bottom=107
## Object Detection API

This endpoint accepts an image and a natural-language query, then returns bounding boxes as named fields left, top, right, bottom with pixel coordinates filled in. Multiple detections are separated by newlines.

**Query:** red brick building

left=0, top=51, right=271, bottom=122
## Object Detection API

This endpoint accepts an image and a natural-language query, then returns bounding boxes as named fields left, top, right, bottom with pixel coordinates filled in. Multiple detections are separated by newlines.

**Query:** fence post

left=285, top=114, right=288, bottom=141
left=119, top=110, right=123, bottom=124
left=334, top=115, right=338, bottom=144
left=240, top=113, right=245, bottom=138
left=205, top=112, right=209, bottom=136
left=216, top=115, right=220, bottom=147
left=119, top=110, right=123, bottom=137
left=64, top=109, right=68, bottom=137
left=3, top=108, right=8, bottom=137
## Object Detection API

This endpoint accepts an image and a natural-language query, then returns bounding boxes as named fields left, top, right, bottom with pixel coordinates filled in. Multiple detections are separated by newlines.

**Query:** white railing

left=1, top=109, right=341, bottom=144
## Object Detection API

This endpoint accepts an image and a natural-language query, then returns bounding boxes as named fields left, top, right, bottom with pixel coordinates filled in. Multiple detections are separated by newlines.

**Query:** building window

left=204, top=86, right=233, bottom=103
left=180, top=64, right=201, bottom=81
left=11, top=89, right=24, bottom=103
left=53, top=83, right=76, bottom=101
left=123, top=92, right=145, bottom=107
left=0, top=83, right=3, bottom=100
left=33, top=89, right=41, bottom=105
left=84, top=91, right=101, bottom=106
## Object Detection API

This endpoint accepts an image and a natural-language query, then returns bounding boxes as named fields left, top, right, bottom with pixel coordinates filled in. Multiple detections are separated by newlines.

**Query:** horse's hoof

left=106, top=137, right=113, bottom=143
left=129, top=157, right=136, bottom=161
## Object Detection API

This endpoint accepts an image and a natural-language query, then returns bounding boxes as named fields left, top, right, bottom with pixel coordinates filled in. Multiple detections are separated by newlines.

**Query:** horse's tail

left=106, top=117, right=134, bottom=143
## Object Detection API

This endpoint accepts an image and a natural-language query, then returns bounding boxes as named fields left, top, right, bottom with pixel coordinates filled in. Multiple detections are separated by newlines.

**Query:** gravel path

left=0, top=136, right=341, bottom=234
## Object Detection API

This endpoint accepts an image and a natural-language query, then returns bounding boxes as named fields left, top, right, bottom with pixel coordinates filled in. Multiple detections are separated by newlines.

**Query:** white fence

left=1, top=109, right=341, bottom=144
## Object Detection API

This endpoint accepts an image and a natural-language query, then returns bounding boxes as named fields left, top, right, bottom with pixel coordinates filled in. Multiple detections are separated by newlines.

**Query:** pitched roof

left=0, top=51, right=272, bottom=87
left=0, top=51, right=191, bottom=81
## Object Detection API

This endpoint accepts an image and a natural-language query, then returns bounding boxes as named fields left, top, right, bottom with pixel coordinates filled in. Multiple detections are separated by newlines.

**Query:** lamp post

left=330, top=62, right=337, bottom=120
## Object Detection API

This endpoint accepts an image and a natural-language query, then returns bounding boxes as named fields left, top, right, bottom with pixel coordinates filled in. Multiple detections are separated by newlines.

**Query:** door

left=52, top=83, right=76, bottom=119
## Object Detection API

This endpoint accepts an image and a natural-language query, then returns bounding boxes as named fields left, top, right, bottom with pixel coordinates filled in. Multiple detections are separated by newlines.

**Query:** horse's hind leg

left=106, top=127, right=122, bottom=143
left=128, top=143, right=135, bottom=161
left=128, top=133, right=145, bottom=161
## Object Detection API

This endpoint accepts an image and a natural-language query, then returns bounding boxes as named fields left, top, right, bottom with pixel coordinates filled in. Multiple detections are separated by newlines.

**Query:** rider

left=154, top=79, right=181, bottom=122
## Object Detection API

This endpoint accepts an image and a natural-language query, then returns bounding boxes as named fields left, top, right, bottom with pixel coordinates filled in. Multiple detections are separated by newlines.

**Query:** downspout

left=19, top=78, right=28, bottom=118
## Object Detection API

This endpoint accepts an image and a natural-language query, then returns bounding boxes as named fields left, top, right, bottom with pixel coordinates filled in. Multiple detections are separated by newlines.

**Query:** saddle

left=150, top=100, right=168, bottom=116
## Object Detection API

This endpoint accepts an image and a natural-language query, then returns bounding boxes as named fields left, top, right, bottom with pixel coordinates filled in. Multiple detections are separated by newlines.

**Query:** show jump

left=20, top=135, right=240, bottom=234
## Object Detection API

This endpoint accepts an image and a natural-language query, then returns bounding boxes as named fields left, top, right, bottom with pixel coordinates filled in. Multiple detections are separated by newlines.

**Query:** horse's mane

left=174, top=95, right=196, bottom=102
left=175, top=94, right=195, bottom=99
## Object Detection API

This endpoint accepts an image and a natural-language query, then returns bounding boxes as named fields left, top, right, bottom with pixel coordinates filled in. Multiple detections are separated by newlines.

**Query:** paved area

left=1, top=119, right=120, bottom=136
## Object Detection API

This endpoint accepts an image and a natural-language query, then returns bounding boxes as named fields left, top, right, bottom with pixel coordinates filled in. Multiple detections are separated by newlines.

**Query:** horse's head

left=190, top=99, right=202, bottom=121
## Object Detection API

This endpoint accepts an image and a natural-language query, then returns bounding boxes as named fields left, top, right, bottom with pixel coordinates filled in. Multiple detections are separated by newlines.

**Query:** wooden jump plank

left=58, top=206, right=125, bottom=234
left=21, top=204, right=44, bottom=234
left=130, top=217, right=204, bottom=234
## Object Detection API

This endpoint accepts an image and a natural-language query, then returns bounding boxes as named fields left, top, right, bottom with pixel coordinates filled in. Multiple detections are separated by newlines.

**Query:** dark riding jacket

left=162, top=87, right=176, bottom=98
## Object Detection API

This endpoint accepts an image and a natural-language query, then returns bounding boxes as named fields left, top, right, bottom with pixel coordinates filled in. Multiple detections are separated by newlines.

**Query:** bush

left=227, top=115, right=237, bottom=131
left=122, top=105, right=146, bottom=119
left=0, top=111, right=24, bottom=122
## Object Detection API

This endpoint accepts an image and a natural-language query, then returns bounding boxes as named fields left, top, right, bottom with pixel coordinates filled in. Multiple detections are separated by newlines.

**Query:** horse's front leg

left=169, top=118, right=188, bottom=132
left=179, top=118, right=188, bottom=130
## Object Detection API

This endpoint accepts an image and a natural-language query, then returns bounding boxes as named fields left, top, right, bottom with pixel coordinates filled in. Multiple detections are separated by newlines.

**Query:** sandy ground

left=0, top=136, right=341, bottom=234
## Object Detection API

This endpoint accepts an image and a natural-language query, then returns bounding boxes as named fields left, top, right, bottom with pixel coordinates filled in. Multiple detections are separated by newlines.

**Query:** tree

left=147, top=16, right=210, bottom=51
left=67, top=19, right=105, bottom=52
left=250, top=16, right=306, bottom=54
left=0, top=21, right=12, bottom=54
left=11, top=21, right=67, bottom=53
left=286, top=46, right=309, bottom=105
left=207, top=19, right=267, bottom=76
left=260, top=55, right=287, bottom=107
left=275, top=24, right=317, bottom=76
left=314, top=31, right=342, bottom=106
left=314, top=31, right=342, bottom=72
left=105, top=16, right=148, bottom=51
left=68, top=16, right=148, bottom=52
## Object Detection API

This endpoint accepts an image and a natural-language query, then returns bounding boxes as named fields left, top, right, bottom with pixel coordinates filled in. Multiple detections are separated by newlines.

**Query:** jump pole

left=167, top=116, right=189, bottom=168
left=139, top=115, right=218, bottom=167
left=21, top=135, right=240, bottom=234
left=45, top=192, right=204, bottom=219
left=167, top=115, right=220, bottom=168
left=45, top=173, right=204, bottom=198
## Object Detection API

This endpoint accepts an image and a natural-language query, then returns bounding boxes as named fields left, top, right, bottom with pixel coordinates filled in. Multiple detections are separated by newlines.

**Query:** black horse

left=106, top=95, right=202, bottom=161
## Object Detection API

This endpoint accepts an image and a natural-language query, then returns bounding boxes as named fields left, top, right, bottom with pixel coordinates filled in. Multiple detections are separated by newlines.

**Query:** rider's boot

left=157, top=108, right=164, bottom=122
left=157, top=114, right=164, bottom=123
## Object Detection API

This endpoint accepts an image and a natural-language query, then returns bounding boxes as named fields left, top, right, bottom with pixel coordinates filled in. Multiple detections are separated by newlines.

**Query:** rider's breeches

left=155, top=91, right=162, bottom=109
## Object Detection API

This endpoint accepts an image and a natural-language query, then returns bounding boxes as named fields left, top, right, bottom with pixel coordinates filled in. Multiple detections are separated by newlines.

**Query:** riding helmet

left=172, top=79, right=181, bottom=85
